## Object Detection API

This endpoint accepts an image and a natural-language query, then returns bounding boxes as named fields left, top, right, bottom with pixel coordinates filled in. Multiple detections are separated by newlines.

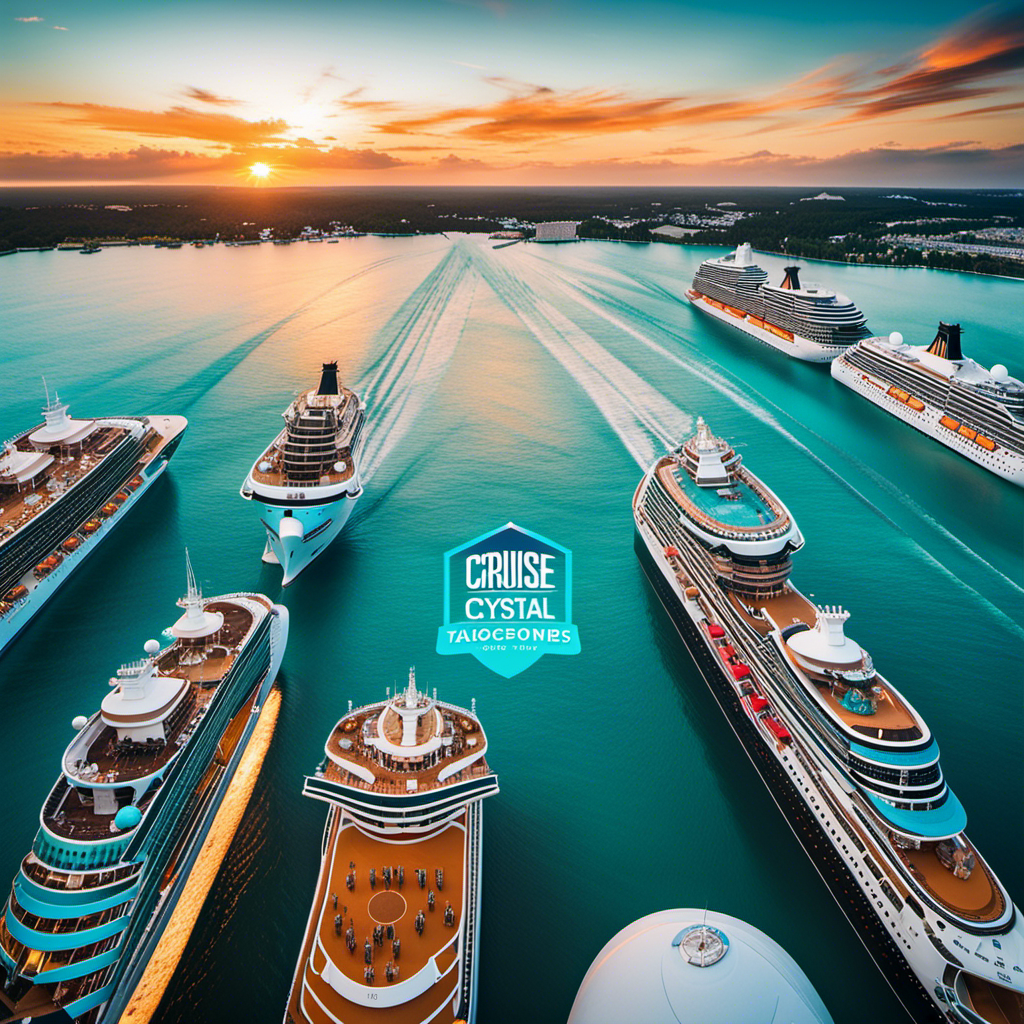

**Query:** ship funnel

left=817, top=605, right=851, bottom=646
left=927, top=322, right=962, bottom=361
left=781, top=266, right=801, bottom=290
left=317, top=361, right=340, bottom=396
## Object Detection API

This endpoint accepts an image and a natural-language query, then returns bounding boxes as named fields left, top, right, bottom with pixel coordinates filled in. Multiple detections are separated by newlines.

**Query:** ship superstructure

left=241, top=361, right=365, bottom=586
left=0, top=556, right=288, bottom=1023
left=633, top=417, right=1024, bottom=1024
left=0, top=387, right=186, bottom=656
left=284, top=670, right=499, bottom=1024
left=832, top=322, right=1024, bottom=486
left=687, top=243, right=870, bottom=361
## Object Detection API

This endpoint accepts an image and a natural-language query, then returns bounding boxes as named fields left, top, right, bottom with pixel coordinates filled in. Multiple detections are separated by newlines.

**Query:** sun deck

left=892, top=838, right=1006, bottom=923
left=0, top=425, right=130, bottom=535
left=287, top=810, right=465, bottom=1024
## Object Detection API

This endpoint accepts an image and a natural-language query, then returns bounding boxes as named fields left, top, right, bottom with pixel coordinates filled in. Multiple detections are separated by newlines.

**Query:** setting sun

left=249, top=161, right=271, bottom=179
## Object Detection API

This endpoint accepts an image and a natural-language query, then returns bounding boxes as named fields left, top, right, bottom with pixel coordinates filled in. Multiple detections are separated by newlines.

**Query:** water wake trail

left=357, top=244, right=477, bottom=483
left=469, top=244, right=690, bottom=468
left=526, top=251, right=1024, bottom=633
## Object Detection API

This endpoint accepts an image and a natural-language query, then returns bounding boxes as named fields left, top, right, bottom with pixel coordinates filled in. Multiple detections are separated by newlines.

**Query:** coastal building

left=533, top=221, right=579, bottom=242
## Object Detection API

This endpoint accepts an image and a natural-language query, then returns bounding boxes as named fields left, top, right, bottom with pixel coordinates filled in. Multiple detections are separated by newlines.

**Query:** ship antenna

left=42, top=375, right=51, bottom=409
left=185, top=547, right=201, bottom=604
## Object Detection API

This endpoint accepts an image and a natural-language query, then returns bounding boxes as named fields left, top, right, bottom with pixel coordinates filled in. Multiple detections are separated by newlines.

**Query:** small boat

left=664, top=546, right=680, bottom=557
left=749, top=695, right=769, bottom=712
left=707, top=623, right=726, bottom=639
left=684, top=586, right=699, bottom=599
left=113, top=491, right=129, bottom=503
left=4, top=585, right=28, bottom=602
left=82, top=519, right=101, bottom=534
left=764, top=717, right=792, bottom=743
left=100, top=502, right=119, bottom=516
left=61, top=536, right=81, bottom=552
left=730, top=662, right=751, bottom=680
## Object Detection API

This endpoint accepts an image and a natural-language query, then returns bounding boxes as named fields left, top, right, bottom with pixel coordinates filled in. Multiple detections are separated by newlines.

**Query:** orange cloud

left=14, top=15, right=43, bottom=21
left=36, top=102, right=290, bottom=147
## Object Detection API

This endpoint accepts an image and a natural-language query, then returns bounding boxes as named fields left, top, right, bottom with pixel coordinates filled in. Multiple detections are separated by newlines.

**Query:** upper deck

left=655, top=456, right=794, bottom=543
left=44, top=593, right=268, bottom=842
left=323, top=682, right=490, bottom=797
left=0, top=424, right=132, bottom=537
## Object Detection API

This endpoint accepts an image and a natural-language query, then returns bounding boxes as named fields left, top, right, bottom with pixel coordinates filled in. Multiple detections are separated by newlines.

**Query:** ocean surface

left=0, top=235, right=1021, bottom=1024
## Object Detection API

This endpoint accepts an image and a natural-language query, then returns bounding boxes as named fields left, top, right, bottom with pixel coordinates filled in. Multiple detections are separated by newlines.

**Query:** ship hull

left=255, top=490, right=360, bottom=586
left=632, top=524, right=943, bottom=1024
left=0, top=423, right=186, bottom=657
left=686, top=290, right=850, bottom=363
left=831, top=356, right=1024, bottom=487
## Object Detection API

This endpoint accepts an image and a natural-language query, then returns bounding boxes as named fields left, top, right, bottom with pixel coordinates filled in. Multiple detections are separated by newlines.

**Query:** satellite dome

left=144, top=638, right=161, bottom=656
left=114, top=805, right=143, bottom=830
left=991, top=363, right=1009, bottom=382
left=72, top=715, right=89, bottom=731
left=334, top=460, right=346, bottom=473
left=888, top=331, right=903, bottom=345
left=568, top=910, right=833, bottom=1024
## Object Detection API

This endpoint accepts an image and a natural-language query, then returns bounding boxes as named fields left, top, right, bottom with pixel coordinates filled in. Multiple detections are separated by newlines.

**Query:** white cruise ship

left=0, top=387, right=186, bottom=657
left=832, top=322, right=1024, bottom=486
left=283, top=670, right=499, bottom=1024
left=633, top=418, right=1024, bottom=1024
left=241, top=362, right=365, bottom=585
left=687, top=243, right=870, bottom=361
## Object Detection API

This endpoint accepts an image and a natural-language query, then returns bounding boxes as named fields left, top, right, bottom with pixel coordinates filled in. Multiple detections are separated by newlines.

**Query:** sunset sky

left=2, top=0, right=1022, bottom=186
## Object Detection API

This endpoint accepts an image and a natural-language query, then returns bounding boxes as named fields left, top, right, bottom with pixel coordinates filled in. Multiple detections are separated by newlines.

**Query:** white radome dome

left=144, top=638, right=161, bottom=655
left=991, top=363, right=1009, bottom=382
left=72, top=715, right=89, bottom=731
left=888, top=331, right=903, bottom=345
left=568, top=909, right=833, bottom=1024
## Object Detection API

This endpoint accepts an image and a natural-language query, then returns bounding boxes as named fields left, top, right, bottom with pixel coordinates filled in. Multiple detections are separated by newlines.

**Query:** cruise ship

left=832, top=323, right=1024, bottom=486
left=0, top=557, right=288, bottom=1023
left=241, top=362, right=365, bottom=586
left=568, top=909, right=834, bottom=1024
left=284, top=669, right=499, bottom=1024
left=686, top=243, right=870, bottom=361
left=0, top=388, right=186, bottom=656
left=633, top=418, right=1024, bottom=1024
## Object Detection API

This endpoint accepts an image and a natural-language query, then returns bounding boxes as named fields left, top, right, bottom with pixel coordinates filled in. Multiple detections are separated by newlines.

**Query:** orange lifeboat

left=113, top=492, right=129, bottom=504
left=100, top=502, right=118, bottom=517
left=4, top=585, right=28, bottom=603
left=939, top=415, right=959, bottom=431
left=82, top=519, right=101, bottom=534
left=33, top=555, right=62, bottom=578
left=907, top=397, right=925, bottom=411
left=958, top=425, right=977, bottom=441
left=684, top=586, right=699, bottom=599
left=664, top=546, right=680, bottom=558
left=976, top=434, right=997, bottom=452
left=62, top=536, right=81, bottom=553
left=126, top=475, right=143, bottom=490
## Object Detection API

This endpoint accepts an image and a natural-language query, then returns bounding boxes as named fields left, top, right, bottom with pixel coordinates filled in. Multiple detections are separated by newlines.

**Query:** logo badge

left=436, top=522, right=581, bottom=678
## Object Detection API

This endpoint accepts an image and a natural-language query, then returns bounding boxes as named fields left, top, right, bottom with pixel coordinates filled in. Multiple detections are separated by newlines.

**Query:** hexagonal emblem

left=436, top=522, right=581, bottom=678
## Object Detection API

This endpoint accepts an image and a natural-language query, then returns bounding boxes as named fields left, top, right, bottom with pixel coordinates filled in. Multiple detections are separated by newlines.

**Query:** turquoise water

left=0, top=236, right=1021, bottom=1024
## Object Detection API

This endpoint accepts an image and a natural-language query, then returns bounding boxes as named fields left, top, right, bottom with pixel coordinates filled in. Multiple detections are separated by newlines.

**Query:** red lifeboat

left=730, top=662, right=751, bottom=680
left=719, top=644, right=736, bottom=660
left=749, top=695, right=769, bottom=712
left=664, top=546, right=680, bottom=558
left=764, top=717, right=792, bottom=743
left=707, top=623, right=726, bottom=639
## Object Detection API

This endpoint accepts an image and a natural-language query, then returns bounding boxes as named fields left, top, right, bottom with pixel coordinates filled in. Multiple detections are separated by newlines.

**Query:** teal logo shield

left=436, top=522, right=581, bottom=677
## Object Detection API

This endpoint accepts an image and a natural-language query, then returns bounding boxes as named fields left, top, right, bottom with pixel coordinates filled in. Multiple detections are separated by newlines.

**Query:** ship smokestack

left=781, top=266, right=801, bottom=290
left=927, top=322, right=962, bottom=361
left=317, top=361, right=340, bottom=396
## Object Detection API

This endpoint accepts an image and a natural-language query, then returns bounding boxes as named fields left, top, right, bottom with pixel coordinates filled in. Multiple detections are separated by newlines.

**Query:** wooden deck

left=286, top=809, right=466, bottom=1024
left=0, top=426, right=129, bottom=534
left=894, top=840, right=1006, bottom=923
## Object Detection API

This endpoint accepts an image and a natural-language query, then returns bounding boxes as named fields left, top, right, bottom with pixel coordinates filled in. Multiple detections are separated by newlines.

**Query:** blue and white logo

left=436, top=522, right=581, bottom=678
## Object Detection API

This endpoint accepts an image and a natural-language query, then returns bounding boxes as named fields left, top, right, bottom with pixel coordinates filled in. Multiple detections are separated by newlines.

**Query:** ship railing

left=9, top=893, right=129, bottom=936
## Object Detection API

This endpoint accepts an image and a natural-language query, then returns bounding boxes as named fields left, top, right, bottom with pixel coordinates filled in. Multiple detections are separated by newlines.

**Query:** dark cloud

left=182, top=87, right=242, bottom=107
